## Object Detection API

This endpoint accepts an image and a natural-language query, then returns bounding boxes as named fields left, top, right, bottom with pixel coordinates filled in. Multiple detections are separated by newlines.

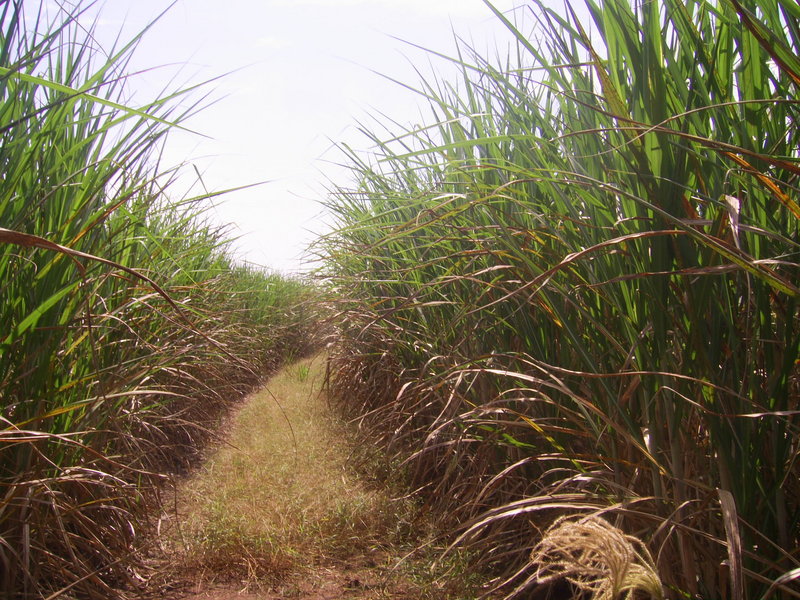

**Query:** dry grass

left=527, top=515, right=664, bottom=600
left=153, top=353, right=474, bottom=597
left=167, top=354, right=401, bottom=571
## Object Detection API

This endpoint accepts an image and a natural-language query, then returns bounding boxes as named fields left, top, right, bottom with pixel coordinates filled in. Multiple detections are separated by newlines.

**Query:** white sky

left=65, top=0, right=530, bottom=273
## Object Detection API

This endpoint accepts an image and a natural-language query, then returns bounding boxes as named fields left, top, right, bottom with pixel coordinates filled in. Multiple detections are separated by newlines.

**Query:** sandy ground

left=166, top=560, right=420, bottom=600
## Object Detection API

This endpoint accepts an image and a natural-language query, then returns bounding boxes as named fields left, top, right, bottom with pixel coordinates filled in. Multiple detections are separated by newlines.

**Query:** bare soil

left=162, top=556, right=424, bottom=600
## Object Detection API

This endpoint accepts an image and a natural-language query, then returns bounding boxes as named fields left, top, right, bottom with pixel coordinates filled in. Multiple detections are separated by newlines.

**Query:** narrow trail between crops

left=147, top=353, right=464, bottom=600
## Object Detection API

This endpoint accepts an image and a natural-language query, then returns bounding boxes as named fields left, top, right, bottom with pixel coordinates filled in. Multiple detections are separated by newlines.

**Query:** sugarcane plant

left=0, top=2, right=317, bottom=597
left=320, top=0, right=799, bottom=597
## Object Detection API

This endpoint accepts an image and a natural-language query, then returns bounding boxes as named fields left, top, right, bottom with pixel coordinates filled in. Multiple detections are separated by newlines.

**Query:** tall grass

left=0, top=2, right=317, bottom=598
left=320, top=0, right=799, bottom=598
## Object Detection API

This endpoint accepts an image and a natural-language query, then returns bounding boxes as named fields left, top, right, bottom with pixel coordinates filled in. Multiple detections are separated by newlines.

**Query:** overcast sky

left=63, top=0, right=528, bottom=273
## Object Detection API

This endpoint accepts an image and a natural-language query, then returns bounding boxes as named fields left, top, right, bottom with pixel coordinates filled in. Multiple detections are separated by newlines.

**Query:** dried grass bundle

left=530, top=515, right=664, bottom=600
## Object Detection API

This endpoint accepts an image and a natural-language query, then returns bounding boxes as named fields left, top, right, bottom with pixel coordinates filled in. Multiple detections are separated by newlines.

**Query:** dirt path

left=164, top=556, right=418, bottom=600
left=145, top=354, right=473, bottom=600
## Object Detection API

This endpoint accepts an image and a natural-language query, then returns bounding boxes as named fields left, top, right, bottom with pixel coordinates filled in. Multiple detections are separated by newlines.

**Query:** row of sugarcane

left=320, top=0, right=800, bottom=598
left=0, top=3, right=318, bottom=597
